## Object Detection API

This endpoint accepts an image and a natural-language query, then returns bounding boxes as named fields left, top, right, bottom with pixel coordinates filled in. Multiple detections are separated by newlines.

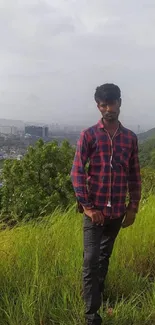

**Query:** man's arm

left=128, top=135, right=141, bottom=213
left=70, top=130, right=93, bottom=208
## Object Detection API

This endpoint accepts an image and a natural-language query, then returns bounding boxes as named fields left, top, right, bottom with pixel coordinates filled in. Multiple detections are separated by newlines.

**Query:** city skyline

left=0, top=116, right=152, bottom=135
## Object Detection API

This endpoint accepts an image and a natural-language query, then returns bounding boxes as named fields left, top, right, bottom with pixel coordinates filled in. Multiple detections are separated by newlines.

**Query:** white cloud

left=0, top=0, right=155, bottom=129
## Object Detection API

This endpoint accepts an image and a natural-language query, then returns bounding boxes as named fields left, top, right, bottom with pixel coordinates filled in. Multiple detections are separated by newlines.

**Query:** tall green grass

left=0, top=197, right=155, bottom=325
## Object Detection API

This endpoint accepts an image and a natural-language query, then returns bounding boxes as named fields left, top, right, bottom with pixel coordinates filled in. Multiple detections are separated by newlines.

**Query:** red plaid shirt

left=71, top=119, right=141, bottom=218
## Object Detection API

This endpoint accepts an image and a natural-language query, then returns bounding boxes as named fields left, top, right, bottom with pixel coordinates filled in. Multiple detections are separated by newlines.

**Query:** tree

left=1, top=139, right=75, bottom=221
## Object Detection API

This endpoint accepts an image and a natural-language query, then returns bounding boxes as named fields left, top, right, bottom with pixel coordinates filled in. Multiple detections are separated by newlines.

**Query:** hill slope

left=138, top=127, right=155, bottom=143
left=0, top=199, right=155, bottom=325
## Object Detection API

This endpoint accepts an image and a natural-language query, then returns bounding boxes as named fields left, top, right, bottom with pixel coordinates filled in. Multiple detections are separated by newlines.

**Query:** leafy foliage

left=139, top=137, right=155, bottom=168
left=1, top=139, right=75, bottom=221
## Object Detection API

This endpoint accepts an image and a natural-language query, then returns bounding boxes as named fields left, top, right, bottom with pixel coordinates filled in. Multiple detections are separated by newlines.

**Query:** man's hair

left=94, top=83, right=121, bottom=104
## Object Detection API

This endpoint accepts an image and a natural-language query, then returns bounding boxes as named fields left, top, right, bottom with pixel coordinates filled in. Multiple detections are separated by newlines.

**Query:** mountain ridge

left=138, top=127, right=155, bottom=143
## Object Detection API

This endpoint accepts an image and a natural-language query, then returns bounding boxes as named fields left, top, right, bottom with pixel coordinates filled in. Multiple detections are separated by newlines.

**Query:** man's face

left=98, top=99, right=121, bottom=122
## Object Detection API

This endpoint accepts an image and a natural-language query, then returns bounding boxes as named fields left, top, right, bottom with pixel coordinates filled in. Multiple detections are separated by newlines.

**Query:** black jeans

left=83, top=215, right=123, bottom=325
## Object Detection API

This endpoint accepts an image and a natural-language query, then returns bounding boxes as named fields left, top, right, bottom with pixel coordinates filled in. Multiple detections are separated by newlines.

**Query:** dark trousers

left=83, top=215, right=123, bottom=325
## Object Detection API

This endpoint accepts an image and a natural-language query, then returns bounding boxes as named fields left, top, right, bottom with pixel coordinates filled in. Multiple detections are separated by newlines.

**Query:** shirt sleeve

left=128, top=135, right=141, bottom=213
left=70, top=130, right=93, bottom=208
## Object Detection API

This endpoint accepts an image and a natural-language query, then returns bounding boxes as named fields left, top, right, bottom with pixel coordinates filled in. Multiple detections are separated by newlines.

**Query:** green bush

left=0, top=139, right=75, bottom=221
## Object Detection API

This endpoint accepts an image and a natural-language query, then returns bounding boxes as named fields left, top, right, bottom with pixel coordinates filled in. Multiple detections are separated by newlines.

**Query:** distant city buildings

left=25, top=125, right=49, bottom=138
left=0, top=125, right=18, bottom=135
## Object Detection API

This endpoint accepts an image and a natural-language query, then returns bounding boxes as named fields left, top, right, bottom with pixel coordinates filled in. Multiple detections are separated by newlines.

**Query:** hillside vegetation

left=0, top=139, right=75, bottom=222
left=0, top=137, right=155, bottom=324
left=0, top=197, right=155, bottom=325
left=138, top=128, right=155, bottom=143
left=139, top=138, right=155, bottom=168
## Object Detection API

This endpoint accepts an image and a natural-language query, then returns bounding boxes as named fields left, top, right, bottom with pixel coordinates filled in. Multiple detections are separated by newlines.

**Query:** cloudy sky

left=0, top=0, right=155, bottom=130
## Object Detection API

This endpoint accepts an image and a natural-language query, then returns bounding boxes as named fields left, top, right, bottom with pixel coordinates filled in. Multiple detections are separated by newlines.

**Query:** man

left=70, top=83, right=141, bottom=325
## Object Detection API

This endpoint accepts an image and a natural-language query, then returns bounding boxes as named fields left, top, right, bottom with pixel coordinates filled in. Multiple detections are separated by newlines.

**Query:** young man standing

left=71, top=83, right=141, bottom=325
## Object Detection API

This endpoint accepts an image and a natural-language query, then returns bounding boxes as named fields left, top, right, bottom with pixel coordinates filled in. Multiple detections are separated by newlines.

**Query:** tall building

left=0, top=126, right=18, bottom=135
left=25, top=125, right=49, bottom=138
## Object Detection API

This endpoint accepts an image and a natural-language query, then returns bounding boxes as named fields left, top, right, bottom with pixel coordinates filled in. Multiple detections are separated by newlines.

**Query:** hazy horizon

left=0, top=0, right=155, bottom=130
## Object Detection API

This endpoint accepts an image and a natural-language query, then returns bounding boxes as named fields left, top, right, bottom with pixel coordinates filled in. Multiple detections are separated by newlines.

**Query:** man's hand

left=122, top=209, right=136, bottom=228
left=83, top=207, right=105, bottom=225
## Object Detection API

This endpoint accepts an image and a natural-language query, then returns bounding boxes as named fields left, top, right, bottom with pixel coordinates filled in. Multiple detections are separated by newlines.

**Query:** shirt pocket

left=120, top=147, right=131, bottom=166
left=114, top=146, right=131, bottom=172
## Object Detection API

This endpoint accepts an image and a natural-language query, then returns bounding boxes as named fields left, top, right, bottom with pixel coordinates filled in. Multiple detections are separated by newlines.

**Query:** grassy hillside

left=0, top=199, right=155, bottom=325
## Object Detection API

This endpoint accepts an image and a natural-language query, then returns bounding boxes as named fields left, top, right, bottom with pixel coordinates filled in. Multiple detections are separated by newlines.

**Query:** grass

left=0, top=197, right=155, bottom=325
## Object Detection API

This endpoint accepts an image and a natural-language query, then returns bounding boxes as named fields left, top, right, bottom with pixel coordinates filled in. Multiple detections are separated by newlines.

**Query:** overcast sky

left=0, top=0, right=155, bottom=130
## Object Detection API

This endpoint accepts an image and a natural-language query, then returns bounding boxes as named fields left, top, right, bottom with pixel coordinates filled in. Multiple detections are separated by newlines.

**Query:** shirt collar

left=97, top=118, right=123, bottom=132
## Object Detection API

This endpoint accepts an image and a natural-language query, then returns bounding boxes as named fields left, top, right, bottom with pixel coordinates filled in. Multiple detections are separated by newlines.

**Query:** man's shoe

left=86, top=313, right=102, bottom=325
